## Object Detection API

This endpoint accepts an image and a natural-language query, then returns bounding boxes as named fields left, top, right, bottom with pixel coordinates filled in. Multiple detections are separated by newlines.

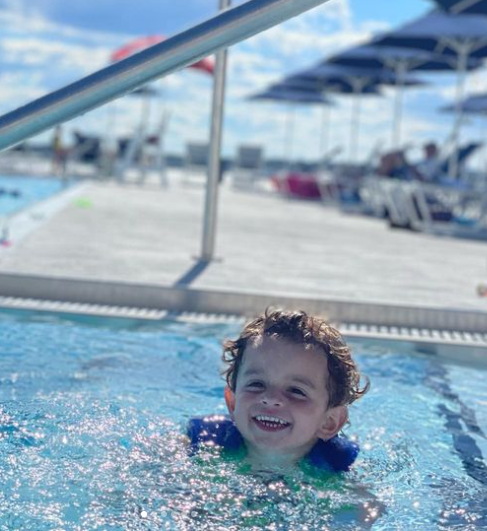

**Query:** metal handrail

left=0, top=0, right=330, bottom=151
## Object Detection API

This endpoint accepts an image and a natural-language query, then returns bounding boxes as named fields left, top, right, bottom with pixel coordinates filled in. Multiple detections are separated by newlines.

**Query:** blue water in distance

left=0, top=175, right=65, bottom=216
left=0, top=309, right=486, bottom=530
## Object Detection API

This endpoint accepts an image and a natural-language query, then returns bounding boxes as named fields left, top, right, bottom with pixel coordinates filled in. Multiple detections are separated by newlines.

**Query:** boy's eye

left=246, top=381, right=264, bottom=390
left=289, top=387, right=307, bottom=397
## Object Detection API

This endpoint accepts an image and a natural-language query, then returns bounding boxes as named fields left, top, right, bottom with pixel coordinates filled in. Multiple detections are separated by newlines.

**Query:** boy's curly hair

left=222, top=308, right=369, bottom=408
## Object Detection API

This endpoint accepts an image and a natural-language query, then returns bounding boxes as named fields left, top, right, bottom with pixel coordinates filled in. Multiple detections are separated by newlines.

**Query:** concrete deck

left=0, top=171, right=486, bottom=333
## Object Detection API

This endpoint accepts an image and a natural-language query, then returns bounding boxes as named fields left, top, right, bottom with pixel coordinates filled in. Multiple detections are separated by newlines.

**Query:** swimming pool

left=0, top=309, right=486, bottom=530
left=0, top=175, right=66, bottom=217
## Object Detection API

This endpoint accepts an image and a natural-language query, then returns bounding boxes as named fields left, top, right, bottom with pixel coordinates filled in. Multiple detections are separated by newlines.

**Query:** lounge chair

left=183, top=142, right=209, bottom=184
left=377, top=179, right=487, bottom=238
left=404, top=182, right=487, bottom=238
left=377, top=180, right=415, bottom=228
left=231, top=145, right=263, bottom=189
left=435, top=142, right=483, bottom=181
left=316, top=169, right=340, bottom=205
left=360, top=141, right=483, bottom=219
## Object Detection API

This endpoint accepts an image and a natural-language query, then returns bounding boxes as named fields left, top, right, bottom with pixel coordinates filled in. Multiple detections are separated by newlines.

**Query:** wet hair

left=222, top=308, right=369, bottom=408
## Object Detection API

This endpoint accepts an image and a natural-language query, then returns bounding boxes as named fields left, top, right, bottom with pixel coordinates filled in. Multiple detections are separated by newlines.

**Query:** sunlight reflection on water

left=0, top=314, right=486, bottom=530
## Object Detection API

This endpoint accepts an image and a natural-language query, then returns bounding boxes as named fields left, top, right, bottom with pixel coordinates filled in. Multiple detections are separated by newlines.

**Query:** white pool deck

left=0, top=170, right=486, bottom=349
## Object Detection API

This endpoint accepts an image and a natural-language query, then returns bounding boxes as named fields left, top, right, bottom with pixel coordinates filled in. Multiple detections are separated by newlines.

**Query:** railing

left=0, top=0, right=330, bottom=151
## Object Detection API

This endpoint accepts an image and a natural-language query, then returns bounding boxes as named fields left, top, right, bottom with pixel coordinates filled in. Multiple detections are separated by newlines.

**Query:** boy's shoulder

left=306, top=434, right=359, bottom=472
left=186, top=415, right=359, bottom=472
left=187, top=415, right=243, bottom=453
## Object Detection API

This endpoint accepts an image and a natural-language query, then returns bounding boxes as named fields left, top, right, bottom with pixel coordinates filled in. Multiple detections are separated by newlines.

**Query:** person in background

left=51, top=125, right=68, bottom=178
left=416, top=142, right=442, bottom=182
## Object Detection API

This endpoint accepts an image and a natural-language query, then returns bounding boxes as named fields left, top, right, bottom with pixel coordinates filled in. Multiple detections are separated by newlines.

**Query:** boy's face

left=230, top=337, right=347, bottom=463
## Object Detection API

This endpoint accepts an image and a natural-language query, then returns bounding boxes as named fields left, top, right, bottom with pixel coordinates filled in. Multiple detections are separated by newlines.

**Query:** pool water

left=0, top=175, right=66, bottom=217
left=0, top=310, right=486, bottom=530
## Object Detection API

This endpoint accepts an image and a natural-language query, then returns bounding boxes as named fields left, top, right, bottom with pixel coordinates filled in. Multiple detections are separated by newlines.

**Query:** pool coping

left=0, top=272, right=485, bottom=352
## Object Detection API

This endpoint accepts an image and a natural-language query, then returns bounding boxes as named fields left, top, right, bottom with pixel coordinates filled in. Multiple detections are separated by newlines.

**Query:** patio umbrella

left=285, top=64, right=422, bottom=160
left=374, top=10, right=487, bottom=176
left=430, top=0, right=487, bottom=15
left=281, top=74, right=381, bottom=95
left=281, top=75, right=382, bottom=162
left=328, top=43, right=479, bottom=147
left=442, top=93, right=487, bottom=114
left=250, top=84, right=333, bottom=167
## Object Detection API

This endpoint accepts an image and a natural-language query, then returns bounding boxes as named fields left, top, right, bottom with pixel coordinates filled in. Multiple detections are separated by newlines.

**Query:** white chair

left=316, top=170, right=340, bottom=205
left=406, top=182, right=487, bottom=237
left=376, top=180, right=414, bottom=229
left=358, top=175, right=389, bottom=217
left=184, top=142, right=209, bottom=184
left=232, top=145, right=263, bottom=189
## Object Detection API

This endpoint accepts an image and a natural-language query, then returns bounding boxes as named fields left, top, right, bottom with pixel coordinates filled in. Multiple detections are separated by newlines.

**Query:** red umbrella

left=111, top=35, right=214, bottom=75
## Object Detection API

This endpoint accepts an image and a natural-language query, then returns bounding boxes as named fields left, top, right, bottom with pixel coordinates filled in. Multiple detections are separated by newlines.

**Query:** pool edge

left=0, top=271, right=485, bottom=335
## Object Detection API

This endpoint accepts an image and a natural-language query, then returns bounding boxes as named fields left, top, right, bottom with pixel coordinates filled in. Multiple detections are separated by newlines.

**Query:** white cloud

left=0, top=72, right=46, bottom=111
left=1, top=37, right=110, bottom=74
left=0, top=5, right=130, bottom=44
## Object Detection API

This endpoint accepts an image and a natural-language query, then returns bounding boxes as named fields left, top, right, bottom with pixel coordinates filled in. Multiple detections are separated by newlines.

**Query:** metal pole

left=319, top=103, right=329, bottom=159
left=319, top=103, right=332, bottom=174
left=448, top=45, right=469, bottom=179
left=350, top=79, right=365, bottom=161
left=285, top=104, right=296, bottom=169
left=0, top=0, right=332, bottom=152
left=392, top=61, right=407, bottom=149
left=200, top=0, right=230, bottom=262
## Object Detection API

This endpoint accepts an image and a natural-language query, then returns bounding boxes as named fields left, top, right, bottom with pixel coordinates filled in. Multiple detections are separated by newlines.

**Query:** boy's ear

left=317, top=406, right=348, bottom=441
left=224, top=386, right=236, bottom=416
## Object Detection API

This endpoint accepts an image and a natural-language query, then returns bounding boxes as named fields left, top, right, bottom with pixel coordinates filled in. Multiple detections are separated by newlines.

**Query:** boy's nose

left=261, top=392, right=283, bottom=407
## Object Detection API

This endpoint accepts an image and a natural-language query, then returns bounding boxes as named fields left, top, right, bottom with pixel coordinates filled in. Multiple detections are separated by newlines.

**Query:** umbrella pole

left=105, top=101, right=118, bottom=139
left=448, top=45, right=469, bottom=179
left=155, top=109, right=170, bottom=187
left=140, top=96, right=151, bottom=131
left=285, top=104, right=296, bottom=171
left=138, top=96, right=152, bottom=181
left=200, top=0, right=230, bottom=262
left=103, top=101, right=118, bottom=178
left=319, top=104, right=333, bottom=174
left=392, top=62, right=407, bottom=149
left=351, top=97, right=361, bottom=162
left=319, top=104, right=329, bottom=163
left=155, top=82, right=169, bottom=186
left=350, top=79, right=364, bottom=162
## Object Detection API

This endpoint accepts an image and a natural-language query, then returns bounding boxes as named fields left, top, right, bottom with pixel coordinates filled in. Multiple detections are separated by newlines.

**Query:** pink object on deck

left=273, top=172, right=321, bottom=199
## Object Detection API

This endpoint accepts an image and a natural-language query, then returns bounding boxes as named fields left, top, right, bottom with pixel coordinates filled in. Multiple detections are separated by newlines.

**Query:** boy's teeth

left=254, top=414, right=289, bottom=425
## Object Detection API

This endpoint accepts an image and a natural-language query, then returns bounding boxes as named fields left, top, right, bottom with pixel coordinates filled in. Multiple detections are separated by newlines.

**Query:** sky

left=0, top=0, right=486, bottom=164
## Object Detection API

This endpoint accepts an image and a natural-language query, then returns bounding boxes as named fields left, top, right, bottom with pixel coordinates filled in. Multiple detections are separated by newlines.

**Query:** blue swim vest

left=187, top=415, right=359, bottom=472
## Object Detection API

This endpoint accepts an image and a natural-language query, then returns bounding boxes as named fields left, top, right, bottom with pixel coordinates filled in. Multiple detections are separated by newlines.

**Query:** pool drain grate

left=0, top=296, right=485, bottom=352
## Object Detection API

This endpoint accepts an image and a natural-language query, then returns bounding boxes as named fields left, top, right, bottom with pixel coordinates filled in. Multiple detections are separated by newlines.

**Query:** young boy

left=189, top=308, right=369, bottom=470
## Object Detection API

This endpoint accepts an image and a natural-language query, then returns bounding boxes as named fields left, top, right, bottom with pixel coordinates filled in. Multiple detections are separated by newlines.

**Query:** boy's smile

left=230, top=337, right=347, bottom=465
left=252, top=414, right=290, bottom=431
